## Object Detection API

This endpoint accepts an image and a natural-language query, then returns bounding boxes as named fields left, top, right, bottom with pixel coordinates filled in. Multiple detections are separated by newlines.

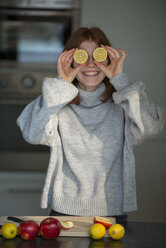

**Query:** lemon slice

left=73, top=49, right=88, bottom=64
left=93, top=47, right=107, bottom=62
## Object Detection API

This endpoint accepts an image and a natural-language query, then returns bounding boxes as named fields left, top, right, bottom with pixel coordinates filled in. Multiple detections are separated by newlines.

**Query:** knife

left=7, top=216, right=24, bottom=223
left=0, top=216, right=24, bottom=229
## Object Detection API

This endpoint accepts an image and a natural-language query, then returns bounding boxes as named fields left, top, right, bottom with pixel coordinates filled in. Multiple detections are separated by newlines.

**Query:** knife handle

left=7, top=216, right=24, bottom=223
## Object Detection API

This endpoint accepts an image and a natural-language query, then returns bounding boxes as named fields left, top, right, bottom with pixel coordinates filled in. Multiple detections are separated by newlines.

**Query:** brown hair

left=64, top=27, right=115, bottom=105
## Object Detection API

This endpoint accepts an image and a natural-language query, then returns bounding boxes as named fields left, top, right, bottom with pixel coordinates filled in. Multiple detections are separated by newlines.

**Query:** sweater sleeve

left=17, top=77, right=78, bottom=146
left=110, top=72, right=166, bottom=145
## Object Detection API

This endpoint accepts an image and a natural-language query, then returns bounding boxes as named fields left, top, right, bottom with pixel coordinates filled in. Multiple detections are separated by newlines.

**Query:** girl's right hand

left=57, top=49, right=86, bottom=83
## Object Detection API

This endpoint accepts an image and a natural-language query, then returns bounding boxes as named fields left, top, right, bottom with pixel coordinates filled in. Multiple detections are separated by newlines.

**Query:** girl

left=17, top=27, right=165, bottom=222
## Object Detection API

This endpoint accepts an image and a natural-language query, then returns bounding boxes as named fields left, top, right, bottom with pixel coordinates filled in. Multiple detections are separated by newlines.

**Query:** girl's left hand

left=94, top=45, right=126, bottom=79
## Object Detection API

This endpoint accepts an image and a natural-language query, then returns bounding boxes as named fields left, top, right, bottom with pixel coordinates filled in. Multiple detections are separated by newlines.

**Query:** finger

left=105, top=46, right=120, bottom=58
left=110, top=48, right=120, bottom=59
left=58, top=50, right=68, bottom=63
left=101, top=44, right=111, bottom=51
left=94, top=60, right=107, bottom=72
left=117, top=48, right=126, bottom=54
left=106, top=49, right=116, bottom=60
left=100, top=45, right=116, bottom=61
left=65, top=49, right=76, bottom=64
left=117, top=48, right=127, bottom=57
left=116, top=49, right=126, bottom=63
left=67, top=56, right=74, bottom=65
left=102, top=45, right=116, bottom=60
left=61, top=49, right=75, bottom=63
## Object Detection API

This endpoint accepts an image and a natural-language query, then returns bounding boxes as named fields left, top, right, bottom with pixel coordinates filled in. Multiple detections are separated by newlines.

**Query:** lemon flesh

left=108, top=224, right=125, bottom=240
left=89, top=223, right=106, bottom=240
left=73, top=49, right=88, bottom=64
left=93, top=47, right=107, bottom=62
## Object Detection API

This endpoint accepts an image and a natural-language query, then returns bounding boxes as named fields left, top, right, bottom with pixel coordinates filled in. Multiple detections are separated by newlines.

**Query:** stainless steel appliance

left=0, top=0, right=81, bottom=104
left=0, top=0, right=81, bottom=173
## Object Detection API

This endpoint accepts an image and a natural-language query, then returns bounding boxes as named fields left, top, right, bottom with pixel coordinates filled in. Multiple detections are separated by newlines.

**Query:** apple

left=1, top=222, right=17, bottom=239
left=61, top=221, right=74, bottom=230
left=93, top=216, right=112, bottom=229
left=18, top=221, right=39, bottom=240
left=39, top=217, right=61, bottom=239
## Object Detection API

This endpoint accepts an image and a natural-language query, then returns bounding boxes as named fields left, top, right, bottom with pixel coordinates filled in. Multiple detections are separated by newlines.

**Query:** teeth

left=84, top=72, right=99, bottom=76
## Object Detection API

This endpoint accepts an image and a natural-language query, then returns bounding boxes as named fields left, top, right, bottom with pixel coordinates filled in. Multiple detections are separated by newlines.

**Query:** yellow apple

left=1, top=223, right=17, bottom=239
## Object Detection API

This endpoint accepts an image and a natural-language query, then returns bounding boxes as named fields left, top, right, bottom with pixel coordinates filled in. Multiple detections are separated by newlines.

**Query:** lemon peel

left=108, top=224, right=125, bottom=240
left=89, top=223, right=106, bottom=240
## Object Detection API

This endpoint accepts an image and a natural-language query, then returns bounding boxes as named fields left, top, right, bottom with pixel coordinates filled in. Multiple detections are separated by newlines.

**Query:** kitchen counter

left=0, top=221, right=166, bottom=248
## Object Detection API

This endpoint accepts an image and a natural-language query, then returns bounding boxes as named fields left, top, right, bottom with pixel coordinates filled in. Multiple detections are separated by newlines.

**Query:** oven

left=0, top=0, right=81, bottom=104
left=0, top=0, right=81, bottom=172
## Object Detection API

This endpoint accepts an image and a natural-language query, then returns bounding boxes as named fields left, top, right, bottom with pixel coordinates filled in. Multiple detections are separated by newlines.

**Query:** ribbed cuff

left=110, top=72, right=131, bottom=91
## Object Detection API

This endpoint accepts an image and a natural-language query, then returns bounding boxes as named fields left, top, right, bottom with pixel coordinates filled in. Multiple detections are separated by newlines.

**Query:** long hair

left=64, top=27, right=115, bottom=105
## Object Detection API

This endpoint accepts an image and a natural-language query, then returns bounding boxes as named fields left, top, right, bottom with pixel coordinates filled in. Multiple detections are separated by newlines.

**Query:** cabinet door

left=0, top=172, right=50, bottom=215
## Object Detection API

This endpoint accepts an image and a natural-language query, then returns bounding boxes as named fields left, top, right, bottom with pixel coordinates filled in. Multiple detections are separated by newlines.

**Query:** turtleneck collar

left=77, top=83, right=106, bottom=108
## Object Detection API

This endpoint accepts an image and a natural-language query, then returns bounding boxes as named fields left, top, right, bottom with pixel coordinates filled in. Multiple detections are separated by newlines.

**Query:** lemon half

left=73, top=49, right=88, bottom=64
left=93, top=47, right=107, bottom=62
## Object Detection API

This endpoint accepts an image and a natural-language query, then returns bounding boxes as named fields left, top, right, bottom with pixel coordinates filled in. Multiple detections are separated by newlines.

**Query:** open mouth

left=82, top=71, right=100, bottom=76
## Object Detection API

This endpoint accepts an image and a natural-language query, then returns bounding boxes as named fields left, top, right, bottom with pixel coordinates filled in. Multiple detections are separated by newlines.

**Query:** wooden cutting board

left=0, top=216, right=116, bottom=237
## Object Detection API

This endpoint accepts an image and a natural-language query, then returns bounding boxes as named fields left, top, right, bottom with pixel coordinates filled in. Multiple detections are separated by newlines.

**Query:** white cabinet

left=0, top=171, right=51, bottom=215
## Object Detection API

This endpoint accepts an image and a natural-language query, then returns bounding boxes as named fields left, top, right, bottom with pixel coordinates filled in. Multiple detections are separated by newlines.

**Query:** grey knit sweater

left=17, top=73, right=166, bottom=216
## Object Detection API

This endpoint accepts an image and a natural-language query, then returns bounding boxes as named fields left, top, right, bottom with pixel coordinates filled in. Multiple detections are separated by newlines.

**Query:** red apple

left=61, top=221, right=74, bottom=230
left=94, top=216, right=112, bottom=229
left=18, top=221, right=39, bottom=240
left=39, top=217, right=61, bottom=239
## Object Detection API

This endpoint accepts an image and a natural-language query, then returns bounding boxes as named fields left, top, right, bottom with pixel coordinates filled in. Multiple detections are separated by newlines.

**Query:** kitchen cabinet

left=0, top=171, right=50, bottom=215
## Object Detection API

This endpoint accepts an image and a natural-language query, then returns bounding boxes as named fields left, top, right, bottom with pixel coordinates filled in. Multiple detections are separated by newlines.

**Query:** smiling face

left=73, top=40, right=108, bottom=91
